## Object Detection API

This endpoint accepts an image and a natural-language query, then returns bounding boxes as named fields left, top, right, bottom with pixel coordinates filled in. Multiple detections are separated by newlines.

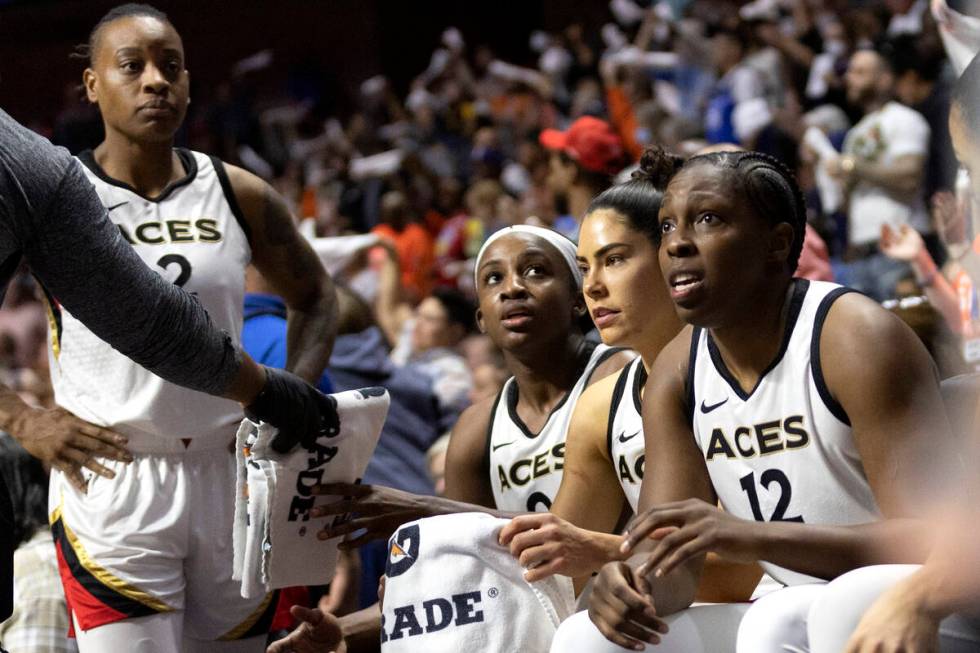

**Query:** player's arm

left=586, top=329, right=714, bottom=649
left=499, top=374, right=627, bottom=584
left=226, top=164, right=339, bottom=384
left=442, top=397, right=499, bottom=507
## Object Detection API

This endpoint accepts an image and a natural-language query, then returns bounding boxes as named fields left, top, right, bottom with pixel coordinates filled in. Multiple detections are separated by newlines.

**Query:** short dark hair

left=953, top=52, right=980, bottom=136
left=586, top=149, right=682, bottom=246
left=432, top=288, right=476, bottom=334
left=75, top=3, right=172, bottom=64
left=645, top=147, right=807, bottom=271
left=0, top=435, right=49, bottom=549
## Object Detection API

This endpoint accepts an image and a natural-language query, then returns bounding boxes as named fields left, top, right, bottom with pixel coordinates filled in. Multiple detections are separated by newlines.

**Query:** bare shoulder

left=569, top=371, right=620, bottom=458
left=649, top=324, right=698, bottom=392
left=447, top=393, right=498, bottom=458
left=820, top=292, right=931, bottom=372
left=220, top=161, right=268, bottom=206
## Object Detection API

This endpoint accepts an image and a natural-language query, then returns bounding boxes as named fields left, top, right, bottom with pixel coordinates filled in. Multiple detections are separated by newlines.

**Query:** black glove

left=245, top=366, right=340, bottom=453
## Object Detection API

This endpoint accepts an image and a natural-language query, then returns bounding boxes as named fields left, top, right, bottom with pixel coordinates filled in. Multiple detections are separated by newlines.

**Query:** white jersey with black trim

left=608, top=357, right=646, bottom=512
left=689, top=279, right=880, bottom=586
left=488, top=342, right=620, bottom=513
left=48, top=149, right=251, bottom=441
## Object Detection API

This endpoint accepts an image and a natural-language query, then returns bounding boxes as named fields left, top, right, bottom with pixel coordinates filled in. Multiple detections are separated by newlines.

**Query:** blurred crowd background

left=3, top=0, right=980, bottom=649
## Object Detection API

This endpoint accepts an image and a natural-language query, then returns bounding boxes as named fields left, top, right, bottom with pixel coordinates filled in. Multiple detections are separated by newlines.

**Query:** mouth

left=591, top=307, right=621, bottom=329
left=138, top=101, right=177, bottom=117
left=500, top=304, right=534, bottom=329
left=668, top=270, right=705, bottom=303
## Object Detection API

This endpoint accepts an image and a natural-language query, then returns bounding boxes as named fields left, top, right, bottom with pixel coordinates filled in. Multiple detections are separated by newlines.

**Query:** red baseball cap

left=539, top=116, right=626, bottom=175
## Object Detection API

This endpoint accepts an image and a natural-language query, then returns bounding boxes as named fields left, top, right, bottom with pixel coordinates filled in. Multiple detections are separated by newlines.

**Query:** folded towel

left=233, top=387, right=389, bottom=598
left=380, top=512, right=576, bottom=653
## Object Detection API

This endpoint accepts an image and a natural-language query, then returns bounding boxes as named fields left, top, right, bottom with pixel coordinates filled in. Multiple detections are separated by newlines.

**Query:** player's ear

left=83, top=69, right=99, bottom=104
left=476, top=308, right=486, bottom=334
left=768, top=222, right=794, bottom=266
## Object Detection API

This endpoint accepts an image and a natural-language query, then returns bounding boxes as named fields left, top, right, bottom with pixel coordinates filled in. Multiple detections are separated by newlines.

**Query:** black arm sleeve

left=0, top=109, right=241, bottom=396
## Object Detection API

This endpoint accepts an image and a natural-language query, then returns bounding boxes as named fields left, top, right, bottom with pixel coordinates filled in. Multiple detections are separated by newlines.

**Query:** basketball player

left=270, top=225, right=631, bottom=652
left=552, top=149, right=951, bottom=652
left=499, top=155, right=762, bottom=604
left=47, top=5, right=336, bottom=653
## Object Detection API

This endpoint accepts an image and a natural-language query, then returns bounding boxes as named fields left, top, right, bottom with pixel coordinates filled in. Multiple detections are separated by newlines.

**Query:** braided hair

left=644, top=147, right=808, bottom=271
left=73, top=4, right=172, bottom=65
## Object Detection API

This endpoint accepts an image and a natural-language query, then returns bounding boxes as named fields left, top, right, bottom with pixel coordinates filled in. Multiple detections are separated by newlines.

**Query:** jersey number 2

left=156, top=254, right=192, bottom=287
left=739, top=469, right=804, bottom=522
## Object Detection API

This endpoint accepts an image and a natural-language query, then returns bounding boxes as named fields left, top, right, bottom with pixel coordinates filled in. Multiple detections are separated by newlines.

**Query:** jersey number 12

left=739, top=469, right=804, bottom=523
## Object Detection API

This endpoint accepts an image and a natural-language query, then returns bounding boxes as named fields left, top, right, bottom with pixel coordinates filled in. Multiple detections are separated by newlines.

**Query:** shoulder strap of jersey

left=606, top=359, right=634, bottom=460
left=685, top=328, right=701, bottom=426
left=208, top=154, right=253, bottom=244
left=583, top=344, right=626, bottom=386
left=483, top=384, right=507, bottom=483
left=810, top=286, right=857, bottom=426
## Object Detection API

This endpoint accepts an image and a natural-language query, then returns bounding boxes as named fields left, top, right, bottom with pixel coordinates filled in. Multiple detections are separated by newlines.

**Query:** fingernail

left=655, top=568, right=664, bottom=578
left=310, top=507, right=322, bottom=517
left=620, top=541, right=630, bottom=553
left=116, top=436, right=128, bottom=444
left=317, top=530, right=330, bottom=540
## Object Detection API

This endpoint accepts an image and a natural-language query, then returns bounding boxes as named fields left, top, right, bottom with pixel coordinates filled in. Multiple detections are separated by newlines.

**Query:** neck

left=638, top=306, right=684, bottom=375
left=567, top=185, right=595, bottom=224
left=94, top=129, right=179, bottom=198
left=506, top=334, right=587, bottom=412
left=707, top=278, right=795, bottom=390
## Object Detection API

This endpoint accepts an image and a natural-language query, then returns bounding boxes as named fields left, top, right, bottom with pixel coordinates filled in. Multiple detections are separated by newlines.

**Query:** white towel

left=233, top=387, right=390, bottom=598
left=380, top=513, right=576, bottom=653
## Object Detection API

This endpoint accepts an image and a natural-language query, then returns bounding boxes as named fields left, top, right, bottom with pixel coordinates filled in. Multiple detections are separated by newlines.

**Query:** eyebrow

left=593, top=242, right=629, bottom=259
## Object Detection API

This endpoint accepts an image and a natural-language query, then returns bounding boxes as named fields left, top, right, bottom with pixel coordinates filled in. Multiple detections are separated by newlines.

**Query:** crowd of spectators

left=4, top=0, right=980, bottom=648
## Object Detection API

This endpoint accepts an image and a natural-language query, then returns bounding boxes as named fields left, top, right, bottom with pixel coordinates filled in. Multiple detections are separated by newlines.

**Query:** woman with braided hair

left=550, top=148, right=952, bottom=652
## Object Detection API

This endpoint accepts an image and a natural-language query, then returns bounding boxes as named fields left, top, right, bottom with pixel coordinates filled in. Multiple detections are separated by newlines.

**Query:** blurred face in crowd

left=710, top=32, right=743, bottom=75
left=547, top=152, right=577, bottom=196
left=845, top=50, right=891, bottom=109
left=412, top=297, right=463, bottom=354
left=84, top=15, right=189, bottom=143
left=475, top=233, right=583, bottom=352
left=578, top=208, right=665, bottom=350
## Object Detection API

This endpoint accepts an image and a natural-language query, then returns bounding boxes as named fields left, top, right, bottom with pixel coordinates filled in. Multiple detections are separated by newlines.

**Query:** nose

left=583, top=266, right=606, bottom=300
left=499, top=271, right=528, bottom=299
left=665, top=225, right=697, bottom=259
left=142, top=64, right=170, bottom=94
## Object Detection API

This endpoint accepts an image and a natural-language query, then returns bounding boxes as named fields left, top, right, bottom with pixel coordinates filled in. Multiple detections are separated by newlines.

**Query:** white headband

left=474, top=225, right=582, bottom=290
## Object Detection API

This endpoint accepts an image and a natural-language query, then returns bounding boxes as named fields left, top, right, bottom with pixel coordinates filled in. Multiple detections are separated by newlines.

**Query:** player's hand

left=311, top=482, right=429, bottom=548
left=880, top=223, right=926, bottom=262
left=621, top=499, right=760, bottom=579
left=588, top=560, right=668, bottom=650
left=843, top=579, right=941, bottom=653
left=498, top=513, right=624, bottom=582
left=266, top=606, right=346, bottom=653
left=14, top=407, right=132, bottom=492
left=245, top=366, right=340, bottom=453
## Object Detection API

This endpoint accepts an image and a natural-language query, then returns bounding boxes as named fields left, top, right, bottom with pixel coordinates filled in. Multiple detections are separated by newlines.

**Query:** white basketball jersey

left=608, top=357, right=646, bottom=512
left=689, top=280, right=880, bottom=586
left=488, top=343, right=619, bottom=513
left=48, top=149, right=251, bottom=441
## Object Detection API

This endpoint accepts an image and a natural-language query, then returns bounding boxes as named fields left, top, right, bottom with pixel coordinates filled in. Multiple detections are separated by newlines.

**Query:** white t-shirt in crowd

left=844, top=101, right=930, bottom=245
